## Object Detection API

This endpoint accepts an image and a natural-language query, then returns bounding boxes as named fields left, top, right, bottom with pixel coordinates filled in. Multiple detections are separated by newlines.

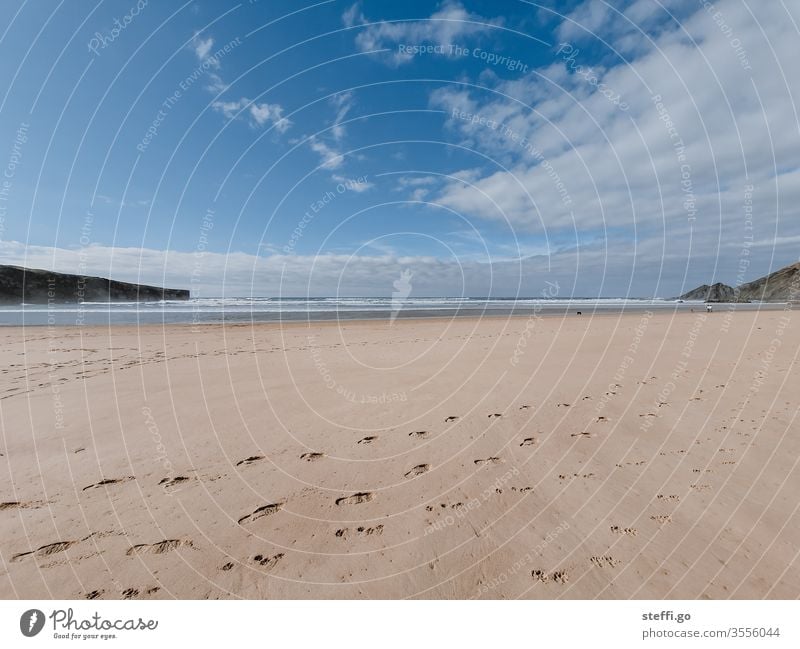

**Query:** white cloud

left=191, top=34, right=218, bottom=68
left=353, top=1, right=503, bottom=65
left=300, top=92, right=360, bottom=175
left=420, top=0, right=800, bottom=289
left=7, top=233, right=791, bottom=298
left=188, top=33, right=232, bottom=93
left=397, top=175, right=438, bottom=187
left=0, top=238, right=588, bottom=297
left=205, top=72, right=228, bottom=94
left=330, top=91, right=354, bottom=141
left=307, top=136, right=344, bottom=169
left=342, top=2, right=365, bottom=28
left=332, top=174, right=373, bottom=192
left=212, top=97, right=291, bottom=132
left=556, top=0, right=611, bottom=43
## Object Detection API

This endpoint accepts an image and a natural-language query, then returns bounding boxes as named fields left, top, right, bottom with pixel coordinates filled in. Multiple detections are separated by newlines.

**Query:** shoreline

left=0, top=300, right=789, bottom=329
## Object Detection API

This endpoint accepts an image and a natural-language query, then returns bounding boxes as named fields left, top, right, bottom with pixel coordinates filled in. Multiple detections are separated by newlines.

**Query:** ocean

left=0, top=297, right=776, bottom=326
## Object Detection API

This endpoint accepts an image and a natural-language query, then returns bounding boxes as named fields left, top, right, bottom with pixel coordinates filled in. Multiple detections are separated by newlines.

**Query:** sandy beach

left=1, top=309, right=798, bottom=599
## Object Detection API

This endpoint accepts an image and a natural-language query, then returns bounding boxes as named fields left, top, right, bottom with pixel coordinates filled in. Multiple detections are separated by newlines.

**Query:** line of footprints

left=8, top=398, right=729, bottom=598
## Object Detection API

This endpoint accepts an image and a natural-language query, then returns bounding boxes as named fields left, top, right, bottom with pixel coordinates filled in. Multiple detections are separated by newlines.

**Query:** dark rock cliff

left=677, top=261, right=800, bottom=302
left=0, top=265, right=190, bottom=304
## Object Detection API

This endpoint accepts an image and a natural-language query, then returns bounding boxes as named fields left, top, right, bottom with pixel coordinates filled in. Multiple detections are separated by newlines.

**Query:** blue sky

left=1, top=0, right=798, bottom=296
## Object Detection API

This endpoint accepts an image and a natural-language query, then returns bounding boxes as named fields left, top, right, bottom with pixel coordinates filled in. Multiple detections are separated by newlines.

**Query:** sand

left=1, top=308, right=799, bottom=599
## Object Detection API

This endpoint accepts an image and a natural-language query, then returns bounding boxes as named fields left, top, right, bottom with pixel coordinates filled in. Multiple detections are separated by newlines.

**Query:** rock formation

left=0, top=265, right=190, bottom=304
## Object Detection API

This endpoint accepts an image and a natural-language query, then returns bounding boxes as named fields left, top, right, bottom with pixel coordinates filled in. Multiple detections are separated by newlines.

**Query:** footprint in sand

left=126, top=539, right=193, bottom=556
left=590, top=556, right=620, bottom=568
left=404, top=464, right=430, bottom=479
left=335, top=492, right=374, bottom=506
left=221, top=562, right=235, bottom=571
left=12, top=541, right=75, bottom=562
left=0, top=500, right=42, bottom=510
left=336, top=525, right=384, bottom=538
left=610, top=525, right=637, bottom=536
left=238, top=503, right=284, bottom=525
left=558, top=472, right=595, bottom=480
left=85, top=590, right=103, bottom=599
left=409, top=431, right=428, bottom=439
left=445, top=416, right=458, bottom=422
left=519, top=438, right=536, bottom=446
left=474, top=457, right=503, bottom=466
left=122, top=588, right=139, bottom=599
left=650, top=515, right=672, bottom=524
left=300, top=452, right=325, bottom=461
left=532, top=569, right=569, bottom=584
left=357, top=436, right=377, bottom=445
left=159, top=476, right=191, bottom=489
left=236, top=455, right=264, bottom=466
left=532, top=569, right=549, bottom=583
left=657, top=494, right=681, bottom=502
left=690, top=484, right=712, bottom=492
left=488, top=413, right=502, bottom=418
left=82, top=476, right=134, bottom=491
left=356, top=525, right=383, bottom=536
left=252, top=553, right=284, bottom=570
left=519, top=405, right=531, bottom=410
left=570, top=432, right=594, bottom=438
